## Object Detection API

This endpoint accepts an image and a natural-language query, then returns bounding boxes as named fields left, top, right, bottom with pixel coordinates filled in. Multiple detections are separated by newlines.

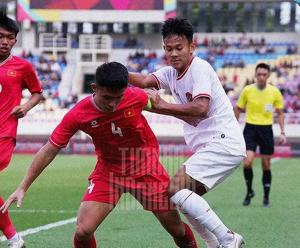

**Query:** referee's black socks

left=243, top=167, right=253, bottom=194
left=262, top=170, right=272, bottom=200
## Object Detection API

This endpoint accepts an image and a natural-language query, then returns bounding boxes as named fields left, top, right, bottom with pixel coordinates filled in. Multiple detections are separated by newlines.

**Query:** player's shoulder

left=126, top=87, right=147, bottom=98
left=267, top=83, right=281, bottom=92
left=11, top=55, right=31, bottom=66
left=192, top=56, right=211, bottom=67
left=68, top=95, right=92, bottom=113
left=243, top=84, right=255, bottom=92
left=122, top=87, right=147, bottom=106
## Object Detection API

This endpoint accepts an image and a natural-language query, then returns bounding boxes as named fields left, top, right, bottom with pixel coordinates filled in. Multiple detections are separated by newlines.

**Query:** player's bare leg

left=243, top=150, right=256, bottom=206
left=168, top=166, right=244, bottom=248
left=74, top=201, right=114, bottom=248
left=261, top=154, right=272, bottom=207
left=0, top=140, right=25, bottom=248
left=153, top=209, right=197, bottom=248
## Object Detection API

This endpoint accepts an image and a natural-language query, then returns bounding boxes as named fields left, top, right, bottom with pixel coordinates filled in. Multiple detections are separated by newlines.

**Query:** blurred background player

left=0, top=12, right=42, bottom=248
left=235, top=62, right=287, bottom=207
left=129, top=17, right=246, bottom=248
left=1, top=62, right=197, bottom=248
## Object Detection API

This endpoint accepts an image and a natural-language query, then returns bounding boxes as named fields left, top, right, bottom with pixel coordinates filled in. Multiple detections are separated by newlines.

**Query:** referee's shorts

left=243, top=123, right=274, bottom=155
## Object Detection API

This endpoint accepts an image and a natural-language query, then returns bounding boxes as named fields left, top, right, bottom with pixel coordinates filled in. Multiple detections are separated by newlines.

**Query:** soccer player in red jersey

left=0, top=13, right=42, bottom=248
left=1, top=62, right=197, bottom=248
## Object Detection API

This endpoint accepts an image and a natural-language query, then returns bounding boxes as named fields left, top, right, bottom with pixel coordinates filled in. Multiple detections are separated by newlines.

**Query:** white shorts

left=184, top=146, right=244, bottom=191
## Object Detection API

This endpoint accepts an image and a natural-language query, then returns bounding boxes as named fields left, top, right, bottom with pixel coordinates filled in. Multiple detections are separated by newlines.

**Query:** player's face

left=255, top=67, right=270, bottom=89
left=163, top=34, right=195, bottom=75
left=0, top=27, right=16, bottom=59
left=93, top=85, right=126, bottom=112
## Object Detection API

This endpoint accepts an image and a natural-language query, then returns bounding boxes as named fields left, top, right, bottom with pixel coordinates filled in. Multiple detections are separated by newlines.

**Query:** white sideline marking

left=9, top=209, right=77, bottom=214
left=0, top=217, right=76, bottom=242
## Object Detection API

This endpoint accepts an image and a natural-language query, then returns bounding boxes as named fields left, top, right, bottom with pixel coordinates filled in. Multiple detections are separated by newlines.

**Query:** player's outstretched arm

left=147, top=89, right=209, bottom=118
left=11, top=92, right=43, bottom=119
left=0, top=142, right=60, bottom=213
left=128, top=72, right=158, bottom=89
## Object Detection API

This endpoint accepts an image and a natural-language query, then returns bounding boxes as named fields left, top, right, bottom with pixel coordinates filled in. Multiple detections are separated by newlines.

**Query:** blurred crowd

left=21, top=50, right=77, bottom=111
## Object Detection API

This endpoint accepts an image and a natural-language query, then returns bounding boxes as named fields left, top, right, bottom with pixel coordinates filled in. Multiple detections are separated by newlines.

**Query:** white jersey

left=153, top=57, right=246, bottom=156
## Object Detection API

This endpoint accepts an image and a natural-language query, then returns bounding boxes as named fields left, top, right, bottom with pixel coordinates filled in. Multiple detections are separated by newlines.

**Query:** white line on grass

left=9, top=209, right=77, bottom=214
left=0, top=217, right=76, bottom=242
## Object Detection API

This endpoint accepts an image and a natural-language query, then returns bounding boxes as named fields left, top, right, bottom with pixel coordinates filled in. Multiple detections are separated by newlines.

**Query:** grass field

left=0, top=154, right=299, bottom=247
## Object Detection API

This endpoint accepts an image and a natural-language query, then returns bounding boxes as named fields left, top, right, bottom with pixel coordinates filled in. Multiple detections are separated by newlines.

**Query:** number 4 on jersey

left=111, top=122, right=123, bottom=137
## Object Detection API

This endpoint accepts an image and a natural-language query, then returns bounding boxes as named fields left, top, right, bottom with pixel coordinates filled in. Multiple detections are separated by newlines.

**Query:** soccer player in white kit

left=129, top=18, right=246, bottom=248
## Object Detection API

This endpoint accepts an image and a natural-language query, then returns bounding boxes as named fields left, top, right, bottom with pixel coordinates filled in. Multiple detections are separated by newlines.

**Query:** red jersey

left=0, top=55, right=42, bottom=138
left=50, top=87, right=160, bottom=177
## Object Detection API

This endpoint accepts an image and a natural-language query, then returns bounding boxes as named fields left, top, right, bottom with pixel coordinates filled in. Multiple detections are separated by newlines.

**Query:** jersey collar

left=0, top=54, right=12, bottom=67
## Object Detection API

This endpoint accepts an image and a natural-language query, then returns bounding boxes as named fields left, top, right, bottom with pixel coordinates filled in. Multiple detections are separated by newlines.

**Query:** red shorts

left=0, top=138, right=15, bottom=172
left=82, top=163, right=174, bottom=212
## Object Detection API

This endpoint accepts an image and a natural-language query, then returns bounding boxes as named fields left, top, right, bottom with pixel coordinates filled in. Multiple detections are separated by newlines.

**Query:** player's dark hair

left=161, top=17, right=194, bottom=43
left=255, top=63, right=270, bottom=72
left=0, top=12, right=19, bottom=36
left=95, top=62, right=128, bottom=90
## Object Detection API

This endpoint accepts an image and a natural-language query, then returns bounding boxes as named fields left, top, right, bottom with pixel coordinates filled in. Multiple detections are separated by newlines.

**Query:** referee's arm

left=275, top=108, right=287, bottom=144
left=234, top=106, right=243, bottom=121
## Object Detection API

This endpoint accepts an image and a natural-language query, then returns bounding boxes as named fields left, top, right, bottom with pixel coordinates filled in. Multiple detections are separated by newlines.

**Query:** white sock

left=170, top=189, right=233, bottom=245
left=184, top=213, right=219, bottom=248
left=8, top=233, right=20, bottom=242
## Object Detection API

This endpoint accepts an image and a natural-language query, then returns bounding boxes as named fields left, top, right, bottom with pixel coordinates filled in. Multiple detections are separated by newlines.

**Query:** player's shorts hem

left=184, top=151, right=244, bottom=191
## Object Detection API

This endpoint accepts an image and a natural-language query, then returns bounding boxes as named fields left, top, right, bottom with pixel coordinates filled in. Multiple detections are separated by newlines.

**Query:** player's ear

left=190, top=41, right=196, bottom=54
left=91, top=83, right=97, bottom=93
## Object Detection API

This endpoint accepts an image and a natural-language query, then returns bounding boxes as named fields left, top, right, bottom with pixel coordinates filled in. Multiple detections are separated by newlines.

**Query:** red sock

left=174, top=223, right=198, bottom=248
left=0, top=197, right=17, bottom=239
left=73, top=234, right=97, bottom=248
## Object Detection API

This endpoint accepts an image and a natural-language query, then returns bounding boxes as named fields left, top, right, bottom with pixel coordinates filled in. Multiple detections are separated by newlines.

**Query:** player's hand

left=278, top=133, right=287, bottom=145
left=146, top=89, right=167, bottom=110
left=11, top=105, right=29, bottom=119
left=0, top=188, right=25, bottom=213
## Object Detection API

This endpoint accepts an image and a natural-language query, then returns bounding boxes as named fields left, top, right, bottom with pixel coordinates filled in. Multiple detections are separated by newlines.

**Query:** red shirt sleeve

left=49, top=110, right=79, bottom=148
left=22, top=62, right=42, bottom=94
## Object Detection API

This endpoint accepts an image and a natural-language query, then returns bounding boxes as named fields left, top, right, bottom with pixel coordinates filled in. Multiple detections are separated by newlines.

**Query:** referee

left=235, top=62, right=287, bottom=207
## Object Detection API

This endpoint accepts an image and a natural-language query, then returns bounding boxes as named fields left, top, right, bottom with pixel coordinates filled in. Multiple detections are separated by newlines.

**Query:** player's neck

left=255, top=83, right=267, bottom=90
left=0, top=53, right=11, bottom=64
left=92, top=94, right=108, bottom=113
left=177, top=56, right=194, bottom=78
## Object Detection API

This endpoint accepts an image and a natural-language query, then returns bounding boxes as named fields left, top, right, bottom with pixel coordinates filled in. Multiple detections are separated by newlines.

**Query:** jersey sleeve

left=49, top=110, right=79, bottom=148
left=22, top=62, right=42, bottom=94
left=274, top=88, right=284, bottom=109
left=190, top=60, right=213, bottom=100
left=237, top=87, right=248, bottom=109
left=152, top=66, right=172, bottom=90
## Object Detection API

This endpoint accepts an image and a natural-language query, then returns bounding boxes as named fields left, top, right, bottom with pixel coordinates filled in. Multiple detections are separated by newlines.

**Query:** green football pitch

left=0, top=155, right=299, bottom=247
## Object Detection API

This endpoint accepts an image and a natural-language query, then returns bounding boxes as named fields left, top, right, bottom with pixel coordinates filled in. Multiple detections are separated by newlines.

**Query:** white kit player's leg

left=170, top=189, right=244, bottom=247
left=183, top=213, right=219, bottom=248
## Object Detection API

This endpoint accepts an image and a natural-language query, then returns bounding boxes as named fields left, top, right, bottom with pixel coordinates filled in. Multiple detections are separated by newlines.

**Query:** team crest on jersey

left=91, top=120, right=99, bottom=128
left=124, top=108, right=135, bottom=118
left=186, top=92, right=193, bottom=102
left=7, top=70, right=17, bottom=77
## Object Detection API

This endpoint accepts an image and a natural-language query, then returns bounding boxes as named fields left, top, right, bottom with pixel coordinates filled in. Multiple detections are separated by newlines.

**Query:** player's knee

left=168, top=176, right=185, bottom=197
left=169, top=188, right=193, bottom=207
left=171, top=224, right=186, bottom=238
left=75, top=223, right=94, bottom=240
left=244, top=159, right=252, bottom=168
